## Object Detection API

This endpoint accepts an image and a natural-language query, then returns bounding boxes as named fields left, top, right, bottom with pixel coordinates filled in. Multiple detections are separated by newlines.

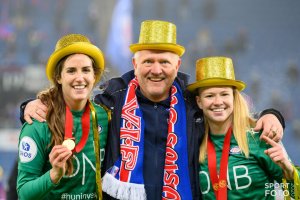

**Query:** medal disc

left=62, top=139, right=75, bottom=150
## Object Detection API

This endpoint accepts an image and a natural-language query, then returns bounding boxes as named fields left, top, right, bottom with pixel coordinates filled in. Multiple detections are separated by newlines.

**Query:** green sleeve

left=273, top=146, right=300, bottom=199
left=249, top=131, right=283, bottom=183
left=250, top=131, right=300, bottom=198
left=17, top=170, right=57, bottom=200
left=259, top=141, right=283, bottom=182
left=17, top=121, right=53, bottom=199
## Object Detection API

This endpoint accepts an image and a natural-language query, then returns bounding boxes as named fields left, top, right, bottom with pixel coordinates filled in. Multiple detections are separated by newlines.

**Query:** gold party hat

left=187, top=56, right=246, bottom=92
left=46, top=34, right=105, bottom=83
left=129, top=20, right=185, bottom=56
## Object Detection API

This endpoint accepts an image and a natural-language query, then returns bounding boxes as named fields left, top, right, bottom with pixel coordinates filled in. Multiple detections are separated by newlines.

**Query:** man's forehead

left=137, top=50, right=178, bottom=58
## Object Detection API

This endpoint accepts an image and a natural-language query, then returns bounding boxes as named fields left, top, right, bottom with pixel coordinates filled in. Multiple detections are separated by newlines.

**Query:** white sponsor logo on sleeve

left=19, top=136, right=37, bottom=162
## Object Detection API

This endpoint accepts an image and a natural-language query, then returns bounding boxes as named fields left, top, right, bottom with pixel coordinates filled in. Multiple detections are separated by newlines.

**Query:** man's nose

left=151, top=62, right=162, bottom=74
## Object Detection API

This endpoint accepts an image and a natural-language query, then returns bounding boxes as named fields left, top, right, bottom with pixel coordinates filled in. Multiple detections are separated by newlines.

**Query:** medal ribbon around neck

left=207, top=126, right=232, bottom=200
left=64, top=102, right=90, bottom=153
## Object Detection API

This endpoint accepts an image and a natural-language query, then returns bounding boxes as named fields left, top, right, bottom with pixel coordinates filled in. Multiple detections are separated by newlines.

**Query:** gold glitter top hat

left=46, top=33, right=105, bottom=83
left=187, top=56, right=246, bottom=92
left=129, top=20, right=185, bottom=56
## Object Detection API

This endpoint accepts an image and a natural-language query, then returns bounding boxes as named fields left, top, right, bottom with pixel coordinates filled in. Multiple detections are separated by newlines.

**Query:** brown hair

left=37, top=54, right=100, bottom=175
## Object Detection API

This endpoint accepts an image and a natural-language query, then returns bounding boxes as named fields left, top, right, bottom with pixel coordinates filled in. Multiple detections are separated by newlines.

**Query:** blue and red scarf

left=102, top=78, right=192, bottom=200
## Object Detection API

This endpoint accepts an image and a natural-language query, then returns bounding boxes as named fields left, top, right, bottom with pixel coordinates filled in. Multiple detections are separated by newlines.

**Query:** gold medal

left=219, top=180, right=227, bottom=188
left=62, top=139, right=75, bottom=151
left=213, top=183, right=219, bottom=191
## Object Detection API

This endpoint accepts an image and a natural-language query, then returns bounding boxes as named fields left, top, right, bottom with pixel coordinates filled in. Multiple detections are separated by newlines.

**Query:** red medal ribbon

left=65, top=102, right=90, bottom=153
left=207, top=126, right=232, bottom=200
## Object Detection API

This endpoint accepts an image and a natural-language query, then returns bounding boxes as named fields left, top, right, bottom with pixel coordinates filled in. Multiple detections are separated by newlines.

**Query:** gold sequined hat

left=187, top=56, right=246, bottom=92
left=46, top=33, right=105, bottom=83
left=129, top=20, right=185, bottom=56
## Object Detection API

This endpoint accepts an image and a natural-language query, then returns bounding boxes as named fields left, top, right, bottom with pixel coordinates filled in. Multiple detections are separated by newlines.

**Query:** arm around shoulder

left=20, top=99, right=34, bottom=124
left=259, top=108, right=285, bottom=129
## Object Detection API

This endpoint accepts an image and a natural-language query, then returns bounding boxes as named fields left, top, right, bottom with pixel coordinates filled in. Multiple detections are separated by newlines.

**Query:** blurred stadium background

left=0, top=0, right=299, bottom=198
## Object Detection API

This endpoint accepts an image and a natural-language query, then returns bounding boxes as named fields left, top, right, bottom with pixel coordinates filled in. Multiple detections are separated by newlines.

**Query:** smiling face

left=132, top=50, right=181, bottom=102
left=57, top=54, right=95, bottom=110
left=196, top=86, right=234, bottom=129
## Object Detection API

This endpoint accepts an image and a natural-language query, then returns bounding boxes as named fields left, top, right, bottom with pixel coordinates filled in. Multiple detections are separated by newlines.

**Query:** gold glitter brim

left=187, top=78, right=246, bottom=93
left=129, top=43, right=185, bottom=56
left=46, top=42, right=105, bottom=83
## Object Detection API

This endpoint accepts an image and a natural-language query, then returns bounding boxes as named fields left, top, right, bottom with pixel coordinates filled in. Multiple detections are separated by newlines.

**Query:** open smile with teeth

left=148, top=77, right=164, bottom=82
left=73, top=85, right=86, bottom=89
left=212, top=108, right=225, bottom=112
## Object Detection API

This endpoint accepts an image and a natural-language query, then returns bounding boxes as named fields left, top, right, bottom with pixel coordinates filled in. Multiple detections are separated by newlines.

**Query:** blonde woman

left=187, top=56, right=299, bottom=199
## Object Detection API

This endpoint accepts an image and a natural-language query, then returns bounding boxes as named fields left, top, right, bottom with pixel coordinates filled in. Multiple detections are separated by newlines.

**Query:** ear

left=132, top=57, right=138, bottom=76
left=176, top=58, right=182, bottom=71
left=196, top=95, right=203, bottom=109
left=56, top=76, right=62, bottom=84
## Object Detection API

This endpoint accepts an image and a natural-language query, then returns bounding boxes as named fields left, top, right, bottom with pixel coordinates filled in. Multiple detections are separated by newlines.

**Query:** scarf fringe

left=102, top=173, right=147, bottom=200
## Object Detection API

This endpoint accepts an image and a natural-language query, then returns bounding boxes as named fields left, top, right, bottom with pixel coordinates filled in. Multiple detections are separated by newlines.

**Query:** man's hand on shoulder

left=24, top=99, right=48, bottom=124
left=254, top=114, right=283, bottom=142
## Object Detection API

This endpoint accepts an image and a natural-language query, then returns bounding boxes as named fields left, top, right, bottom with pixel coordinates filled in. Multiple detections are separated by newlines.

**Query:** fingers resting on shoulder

left=24, top=99, right=48, bottom=124
left=253, top=114, right=284, bottom=142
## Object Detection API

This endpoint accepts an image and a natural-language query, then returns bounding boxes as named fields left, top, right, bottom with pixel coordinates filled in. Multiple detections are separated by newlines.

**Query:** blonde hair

left=199, top=88, right=256, bottom=163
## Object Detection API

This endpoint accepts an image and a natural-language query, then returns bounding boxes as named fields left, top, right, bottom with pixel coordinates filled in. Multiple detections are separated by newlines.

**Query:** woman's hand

left=261, top=135, right=294, bottom=180
left=49, top=145, right=73, bottom=184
